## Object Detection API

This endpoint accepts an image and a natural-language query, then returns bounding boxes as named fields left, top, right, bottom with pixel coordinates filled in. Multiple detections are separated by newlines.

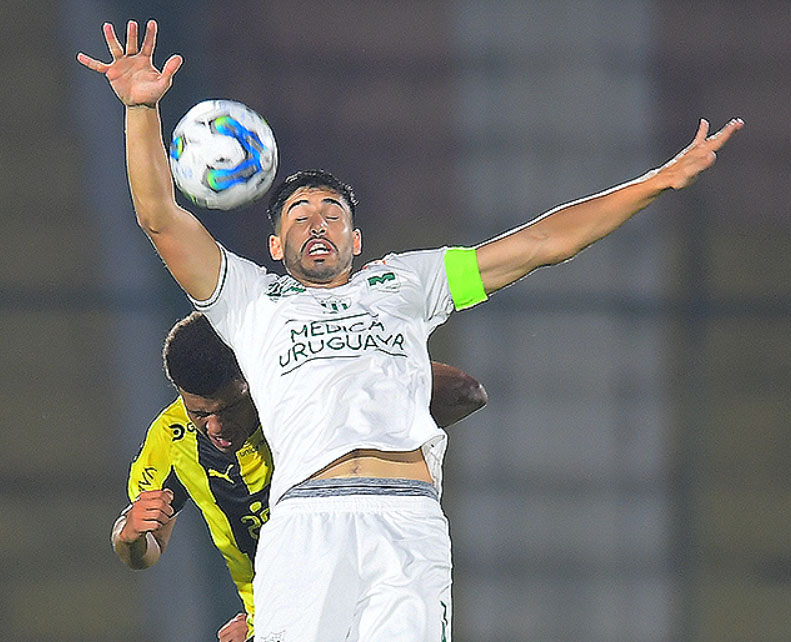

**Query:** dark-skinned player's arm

left=429, top=362, right=488, bottom=428
left=111, top=489, right=177, bottom=570
left=475, top=118, right=743, bottom=294
left=77, top=20, right=220, bottom=301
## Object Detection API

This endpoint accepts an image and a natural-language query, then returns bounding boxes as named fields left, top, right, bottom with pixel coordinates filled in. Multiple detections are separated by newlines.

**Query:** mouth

left=302, top=238, right=336, bottom=258
left=208, top=432, right=234, bottom=450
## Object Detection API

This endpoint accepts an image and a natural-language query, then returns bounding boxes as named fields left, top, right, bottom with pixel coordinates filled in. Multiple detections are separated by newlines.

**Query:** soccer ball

left=169, top=99, right=278, bottom=210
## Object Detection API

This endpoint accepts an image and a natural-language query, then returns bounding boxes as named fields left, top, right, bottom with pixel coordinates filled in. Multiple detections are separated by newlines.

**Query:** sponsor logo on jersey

left=236, top=428, right=266, bottom=457
left=169, top=421, right=196, bottom=441
left=208, top=463, right=235, bottom=484
left=266, top=276, right=306, bottom=299
left=366, top=271, right=400, bottom=292
left=278, top=312, right=406, bottom=374
left=260, top=632, right=285, bottom=642
left=137, top=466, right=157, bottom=492
left=241, top=499, right=269, bottom=540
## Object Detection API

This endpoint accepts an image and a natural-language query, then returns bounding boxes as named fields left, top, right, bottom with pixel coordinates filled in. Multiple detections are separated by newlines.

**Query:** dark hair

left=266, top=169, right=358, bottom=231
left=162, top=312, right=244, bottom=396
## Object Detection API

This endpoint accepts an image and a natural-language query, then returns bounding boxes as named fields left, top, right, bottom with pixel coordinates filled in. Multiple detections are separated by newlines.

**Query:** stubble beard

left=284, top=244, right=352, bottom=286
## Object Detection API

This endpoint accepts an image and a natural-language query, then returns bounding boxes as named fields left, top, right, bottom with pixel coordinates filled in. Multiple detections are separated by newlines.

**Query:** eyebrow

left=286, top=196, right=345, bottom=215
left=286, top=198, right=309, bottom=214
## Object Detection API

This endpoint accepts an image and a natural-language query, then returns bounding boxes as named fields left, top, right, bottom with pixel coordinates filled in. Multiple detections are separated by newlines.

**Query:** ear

left=269, top=234, right=283, bottom=261
left=352, top=228, right=362, bottom=256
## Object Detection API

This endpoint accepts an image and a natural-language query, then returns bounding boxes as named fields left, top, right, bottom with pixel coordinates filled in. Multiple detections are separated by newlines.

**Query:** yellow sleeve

left=127, top=399, right=183, bottom=502
left=444, top=247, right=488, bottom=310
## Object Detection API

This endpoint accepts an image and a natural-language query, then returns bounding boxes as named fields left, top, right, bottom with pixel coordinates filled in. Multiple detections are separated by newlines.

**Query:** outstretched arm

left=77, top=20, right=220, bottom=301
left=430, top=362, right=488, bottom=427
left=475, top=118, right=744, bottom=293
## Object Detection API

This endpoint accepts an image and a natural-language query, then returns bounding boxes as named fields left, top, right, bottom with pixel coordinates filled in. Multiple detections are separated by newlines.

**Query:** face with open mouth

left=269, top=186, right=362, bottom=287
left=179, top=380, right=259, bottom=455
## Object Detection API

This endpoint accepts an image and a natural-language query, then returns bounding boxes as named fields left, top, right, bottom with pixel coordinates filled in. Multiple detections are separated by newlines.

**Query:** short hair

left=162, top=312, right=244, bottom=396
left=266, top=169, right=358, bottom=231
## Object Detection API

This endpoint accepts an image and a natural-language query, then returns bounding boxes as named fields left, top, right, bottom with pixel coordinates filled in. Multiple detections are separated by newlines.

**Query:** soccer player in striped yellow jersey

left=111, top=312, right=487, bottom=642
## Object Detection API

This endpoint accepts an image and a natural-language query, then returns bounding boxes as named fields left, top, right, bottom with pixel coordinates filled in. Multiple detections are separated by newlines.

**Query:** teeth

left=308, top=243, right=330, bottom=255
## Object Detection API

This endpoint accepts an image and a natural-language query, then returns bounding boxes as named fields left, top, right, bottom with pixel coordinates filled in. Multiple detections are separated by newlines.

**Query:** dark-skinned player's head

left=163, top=312, right=258, bottom=454
left=163, top=312, right=243, bottom=396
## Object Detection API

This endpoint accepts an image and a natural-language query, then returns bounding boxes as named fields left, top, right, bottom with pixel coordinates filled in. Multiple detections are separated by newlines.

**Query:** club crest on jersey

left=366, top=271, right=400, bottom=292
left=315, top=296, right=351, bottom=314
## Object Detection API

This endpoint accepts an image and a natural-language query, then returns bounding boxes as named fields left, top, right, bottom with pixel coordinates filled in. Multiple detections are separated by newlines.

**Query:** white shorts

left=253, top=478, right=452, bottom=642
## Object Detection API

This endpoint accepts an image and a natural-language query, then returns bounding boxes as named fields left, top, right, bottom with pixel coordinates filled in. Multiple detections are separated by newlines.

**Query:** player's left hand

left=217, top=612, right=249, bottom=642
left=658, top=117, right=744, bottom=190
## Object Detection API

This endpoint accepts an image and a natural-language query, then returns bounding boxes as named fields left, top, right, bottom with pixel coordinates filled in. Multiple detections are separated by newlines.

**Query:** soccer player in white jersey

left=77, top=19, right=743, bottom=641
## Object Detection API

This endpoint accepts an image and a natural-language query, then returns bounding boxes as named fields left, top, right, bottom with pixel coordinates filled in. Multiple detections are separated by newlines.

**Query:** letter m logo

left=366, top=272, right=399, bottom=292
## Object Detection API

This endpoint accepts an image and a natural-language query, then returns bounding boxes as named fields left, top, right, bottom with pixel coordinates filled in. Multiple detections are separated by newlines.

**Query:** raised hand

left=76, top=20, right=182, bottom=108
left=659, top=117, right=744, bottom=190
left=117, top=488, right=175, bottom=544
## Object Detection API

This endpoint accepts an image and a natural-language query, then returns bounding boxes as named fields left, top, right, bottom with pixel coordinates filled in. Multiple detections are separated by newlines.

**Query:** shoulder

left=357, top=248, right=447, bottom=278
left=197, top=246, right=281, bottom=310
left=153, top=398, right=190, bottom=432
left=140, top=398, right=193, bottom=449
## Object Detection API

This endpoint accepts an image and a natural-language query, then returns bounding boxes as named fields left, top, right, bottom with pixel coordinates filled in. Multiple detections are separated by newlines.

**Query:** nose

left=205, top=414, right=223, bottom=433
left=309, top=212, right=327, bottom=236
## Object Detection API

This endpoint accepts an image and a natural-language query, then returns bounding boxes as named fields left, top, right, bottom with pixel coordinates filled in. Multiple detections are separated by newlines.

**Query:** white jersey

left=194, top=245, right=483, bottom=505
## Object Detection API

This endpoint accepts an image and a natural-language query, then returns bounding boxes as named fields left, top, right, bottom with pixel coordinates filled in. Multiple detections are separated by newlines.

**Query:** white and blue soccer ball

left=169, top=99, right=278, bottom=210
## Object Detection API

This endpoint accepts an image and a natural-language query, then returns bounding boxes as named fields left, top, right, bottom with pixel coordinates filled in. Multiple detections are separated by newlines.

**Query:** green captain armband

left=444, top=247, right=488, bottom=310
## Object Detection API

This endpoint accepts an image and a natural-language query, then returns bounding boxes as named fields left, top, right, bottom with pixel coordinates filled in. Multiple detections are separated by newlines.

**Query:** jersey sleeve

left=190, top=244, right=274, bottom=346
left=127, top=402, right=188, bottom=512
left=385, top=246, right=487, bottom=327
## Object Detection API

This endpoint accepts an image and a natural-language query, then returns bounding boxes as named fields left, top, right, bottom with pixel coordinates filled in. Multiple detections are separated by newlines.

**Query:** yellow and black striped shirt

left=128, top=397, right=273, bottom=625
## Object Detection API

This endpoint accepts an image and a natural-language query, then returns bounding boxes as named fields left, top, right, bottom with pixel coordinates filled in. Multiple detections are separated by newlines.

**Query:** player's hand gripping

left=76, top=20, right=182, bottom=108
left=217, top=613, right=250, bottom=642
left=657, top=117, right=744, bottom=190
left=117, top=489, right=175, bottom=544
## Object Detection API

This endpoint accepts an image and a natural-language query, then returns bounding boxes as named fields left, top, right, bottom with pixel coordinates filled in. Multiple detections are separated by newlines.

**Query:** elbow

left=450, top=375, right=488, bottom=420
left=430, top=364, right=489, bottom=427
left=135, top=206, right=166, bottom=236
left=463, top=378, right=488, bottom=413
left=134, top=206, right=156, bottom=235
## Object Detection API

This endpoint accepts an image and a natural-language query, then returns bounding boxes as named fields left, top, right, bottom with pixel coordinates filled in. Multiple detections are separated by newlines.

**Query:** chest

left=242, top=270, right=427, bottom=376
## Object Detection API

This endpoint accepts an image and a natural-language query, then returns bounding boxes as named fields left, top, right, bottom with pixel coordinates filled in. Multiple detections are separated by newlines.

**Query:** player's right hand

left=118, top=488, right=175, bottom=543
left=76, top=20, right=182, bottom=108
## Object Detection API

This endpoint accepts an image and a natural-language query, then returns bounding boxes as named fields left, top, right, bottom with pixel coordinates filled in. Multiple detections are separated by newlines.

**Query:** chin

left=300, top=263, right=342, bottom=283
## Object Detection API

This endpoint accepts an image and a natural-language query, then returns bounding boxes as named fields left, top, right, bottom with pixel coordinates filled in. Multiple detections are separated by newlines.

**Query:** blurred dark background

left=2, top=1, right=789, bottom=640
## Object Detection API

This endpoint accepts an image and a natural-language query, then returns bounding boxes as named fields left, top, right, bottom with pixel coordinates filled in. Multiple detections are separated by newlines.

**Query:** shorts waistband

left=279, top=477, right=438, bottom=503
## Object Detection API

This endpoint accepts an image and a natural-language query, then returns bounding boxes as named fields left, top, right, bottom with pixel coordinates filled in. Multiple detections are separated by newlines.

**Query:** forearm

left=527, top=168, right=668, bottom=261
left=476, top=168, right=670, bottom=292
left=124, top=105, right=222, bottom=299
left=125, top=105, right=182, bottom=234
left=111, top=513, right=162, bottom=570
